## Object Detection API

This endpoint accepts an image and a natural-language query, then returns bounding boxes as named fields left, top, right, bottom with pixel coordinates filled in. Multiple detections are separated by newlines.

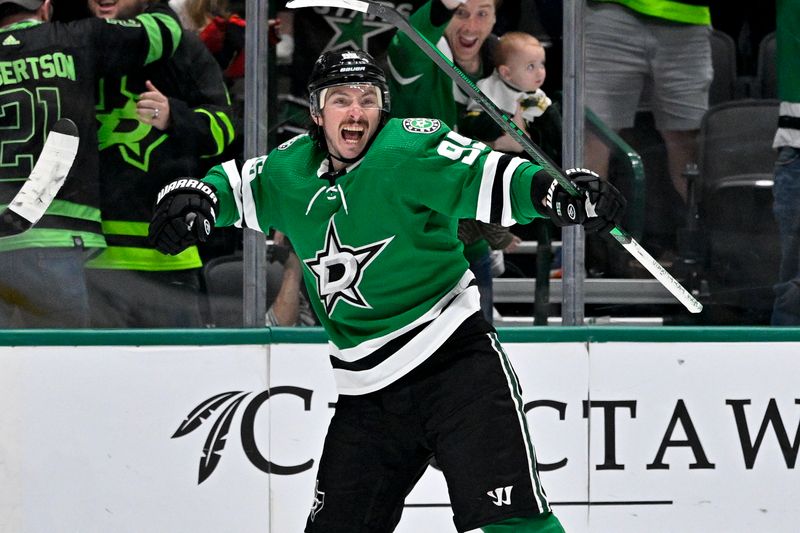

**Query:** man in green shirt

left=386, top=0, right=497, bottom=130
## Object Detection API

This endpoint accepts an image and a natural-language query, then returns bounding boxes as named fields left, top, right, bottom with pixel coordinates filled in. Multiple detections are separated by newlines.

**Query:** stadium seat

left=709, top=29, right=738, bottom=105
left=202, top=253, right=283, bottom=327
left=756, top=31, right=777, bottom=99
left=696, top=99, right=780, bottom=321
left=698, top=99, right=778, bottom=194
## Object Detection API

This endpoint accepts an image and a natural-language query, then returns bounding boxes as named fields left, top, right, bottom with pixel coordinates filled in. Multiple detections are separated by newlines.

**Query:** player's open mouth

left=341, top=125, right=366, bottom=144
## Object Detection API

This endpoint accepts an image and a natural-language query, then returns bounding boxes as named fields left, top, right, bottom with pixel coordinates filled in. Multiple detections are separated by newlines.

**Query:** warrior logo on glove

left=149, top=178, right=219, bottom=255
left=156, top=178, right=218, bottom=209
left=533, top=167, right=626, bottom=234
left=545, top=179, right=577, bottom=223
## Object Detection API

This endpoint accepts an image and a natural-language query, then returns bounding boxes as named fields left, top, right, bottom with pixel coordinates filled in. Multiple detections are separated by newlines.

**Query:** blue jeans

left=771, top=146, right=800, bottom=325
left=0, top=247, right=90, bottom=328
left=469, top=252, right=494, bottom=324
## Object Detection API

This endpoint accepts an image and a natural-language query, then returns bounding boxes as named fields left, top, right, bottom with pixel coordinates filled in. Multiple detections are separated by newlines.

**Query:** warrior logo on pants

left=310, top=480, right=325, bottom=521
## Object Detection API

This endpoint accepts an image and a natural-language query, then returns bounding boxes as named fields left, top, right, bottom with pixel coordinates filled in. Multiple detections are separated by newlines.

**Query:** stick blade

left=0, top=118, right=80, bottom=238
left=611, top=228, right=703, bottom=313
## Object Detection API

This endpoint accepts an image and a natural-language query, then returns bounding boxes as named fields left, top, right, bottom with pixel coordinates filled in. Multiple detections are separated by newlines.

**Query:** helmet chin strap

left=329, top=151, right=363, bottom=166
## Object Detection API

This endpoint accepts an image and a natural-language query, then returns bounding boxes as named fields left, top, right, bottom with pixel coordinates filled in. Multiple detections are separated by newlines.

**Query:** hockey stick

left=286, top=0, right=703, bottom=314
left=0, top=118, right=79, bottom=238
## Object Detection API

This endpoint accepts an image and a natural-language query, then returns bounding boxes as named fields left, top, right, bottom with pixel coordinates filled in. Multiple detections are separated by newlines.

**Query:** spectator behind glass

left=175, top=0, right=286, bottom=150
left=187, top=0, right=247, bottom=80
left=462, top=31, right=562, bottom=164
left=266, top=231, right=318, bottom=327
left=0, top=0, right=181, bottom=328
left=84, top=0, right=239, bottom=328
left=583, top=0, right=713, bottom=258
left=387, top=0, right=498, bottom=130
left=461, top=31, right=562, bottom=286
left=176, top=1, right=282, bottom=89
left=771, top=0, right=800, bottom=325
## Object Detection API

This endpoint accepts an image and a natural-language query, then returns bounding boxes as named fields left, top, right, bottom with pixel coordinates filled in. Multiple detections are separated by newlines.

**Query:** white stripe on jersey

left=501, top=157, right=527, bottom=226
left=488, top=332, right=550, bottom=514
left=221, top=159, right=243, bottom=228
left=475, top=151, right=503, bottom=223
left=332, top=271, right=480, bottom=395
left=331, top=269, right=474, bottom=363
left=241, top=156, right=267, bottom=233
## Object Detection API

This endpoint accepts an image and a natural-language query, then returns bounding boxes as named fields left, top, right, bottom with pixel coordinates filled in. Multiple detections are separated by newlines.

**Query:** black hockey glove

left=532, top=168, right=626, bottom=234
left=149, top=178, right=219, bottom=255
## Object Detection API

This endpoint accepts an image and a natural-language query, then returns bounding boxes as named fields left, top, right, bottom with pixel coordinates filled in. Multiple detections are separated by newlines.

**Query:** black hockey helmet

left=307, top=49, right=391, bottom=117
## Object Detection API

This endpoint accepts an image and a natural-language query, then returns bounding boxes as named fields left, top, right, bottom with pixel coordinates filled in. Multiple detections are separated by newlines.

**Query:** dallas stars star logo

left=304, top=218, right=393, bottom=316
left=322, top=13, right=391, bottom=51
left=95, top=75, right=166, bottom=172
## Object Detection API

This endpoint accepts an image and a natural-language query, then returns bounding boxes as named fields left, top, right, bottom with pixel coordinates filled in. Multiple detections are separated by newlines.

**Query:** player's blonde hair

left=493, top=32, right=544, bottom=67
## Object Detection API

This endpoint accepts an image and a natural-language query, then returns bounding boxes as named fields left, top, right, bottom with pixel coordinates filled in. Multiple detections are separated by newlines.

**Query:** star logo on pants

left=304, top=218, right=393, bottom=316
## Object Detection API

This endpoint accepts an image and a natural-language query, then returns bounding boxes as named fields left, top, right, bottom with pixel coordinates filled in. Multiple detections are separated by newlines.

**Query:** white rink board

left=268, top=341, right=800, bottom=533
left=0, top=345, right=270, bottom=533
left=1, top=340, right=799, bottom=532
left=586, top=343, right=800, bottom=533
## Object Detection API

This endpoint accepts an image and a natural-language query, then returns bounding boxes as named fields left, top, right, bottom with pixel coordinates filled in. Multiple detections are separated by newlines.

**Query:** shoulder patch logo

left=2, top=35, right=21, bottom=46
left=402, top=118, right=442, bottom=134
left=277, top=133, right=305, bottom=151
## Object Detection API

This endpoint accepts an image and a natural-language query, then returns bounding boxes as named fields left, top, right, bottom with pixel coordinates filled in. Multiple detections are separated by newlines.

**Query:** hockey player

left=0, top=0, right=181, bottom=327
left=149, top=50, right=625, bottom=532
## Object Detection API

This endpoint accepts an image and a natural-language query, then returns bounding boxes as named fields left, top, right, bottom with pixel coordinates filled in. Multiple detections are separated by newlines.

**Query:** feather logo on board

left=172, top=387, right=315, bottom=483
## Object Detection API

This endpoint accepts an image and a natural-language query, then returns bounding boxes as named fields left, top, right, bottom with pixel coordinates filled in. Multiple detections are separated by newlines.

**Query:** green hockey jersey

left=203, top=118, right=546, bottom=394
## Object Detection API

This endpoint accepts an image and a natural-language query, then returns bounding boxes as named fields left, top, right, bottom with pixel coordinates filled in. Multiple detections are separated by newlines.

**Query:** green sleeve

left=386, top=1, right=460, bottom=127
left=201, top=155, right=274, bottom=232
left=202, top=164, right=240, bottom=228
left=386, top=121, right=545, bottom=224
left=510, top=164, right=546, bottom=223
left=387, top=1, right=445, bottom=80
